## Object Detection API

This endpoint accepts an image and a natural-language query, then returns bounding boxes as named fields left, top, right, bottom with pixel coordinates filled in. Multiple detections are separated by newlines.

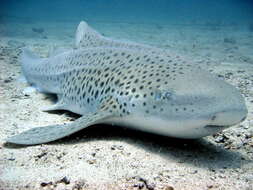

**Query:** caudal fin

left=21, top=48, right=41, bottom=67
left=21, top=48, right=44, bottom=83
left=22, top=48, right=40, bottom=61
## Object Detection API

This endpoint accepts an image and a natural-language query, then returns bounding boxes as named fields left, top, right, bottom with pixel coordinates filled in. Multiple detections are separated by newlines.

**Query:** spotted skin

left=6, top=21, right=247, bottom=145
left=22, top=47, right=198, bottom=117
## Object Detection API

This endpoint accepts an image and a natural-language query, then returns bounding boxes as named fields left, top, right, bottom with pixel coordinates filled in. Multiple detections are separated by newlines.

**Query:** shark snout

left=209, top=107, right=248, bottom=127
left=201, top=77, right=248, bottom=128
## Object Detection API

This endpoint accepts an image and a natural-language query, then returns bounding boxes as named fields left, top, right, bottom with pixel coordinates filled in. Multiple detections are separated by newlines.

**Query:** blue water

left=1, top=0, right=253, bottom=25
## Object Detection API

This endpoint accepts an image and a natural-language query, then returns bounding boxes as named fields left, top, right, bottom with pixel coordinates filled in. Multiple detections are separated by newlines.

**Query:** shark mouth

left=204, top=115, right=246, bottom=130
left=204, top=125, right=229, bottom=129
left=203, top=125, right=230, bottom=135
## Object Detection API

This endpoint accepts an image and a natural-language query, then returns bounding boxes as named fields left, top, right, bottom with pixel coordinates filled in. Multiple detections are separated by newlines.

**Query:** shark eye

left=164, top=91, right=172, bottom=99
left=154, top=90, right=173, bottom=101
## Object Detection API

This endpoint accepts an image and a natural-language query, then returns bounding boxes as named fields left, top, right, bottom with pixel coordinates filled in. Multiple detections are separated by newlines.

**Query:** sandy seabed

left=0, top=20, right=253, bottom=190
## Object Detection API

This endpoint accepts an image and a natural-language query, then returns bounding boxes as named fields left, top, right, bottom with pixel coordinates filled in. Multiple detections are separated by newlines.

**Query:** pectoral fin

left=6, top=111, right=112, bottom=145
left=6, top=97, right=123, bottom=145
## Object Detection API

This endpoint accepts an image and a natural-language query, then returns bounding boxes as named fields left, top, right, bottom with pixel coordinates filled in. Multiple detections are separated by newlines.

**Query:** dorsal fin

left=75, top=21, right=106, bottom=48
left=75, top=21, right=154, bottom=50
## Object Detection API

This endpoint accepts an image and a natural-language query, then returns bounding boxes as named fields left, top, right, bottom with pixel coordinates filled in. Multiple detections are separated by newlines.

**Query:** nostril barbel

left=240, top=116, right=247, bottom=122
left=211, top=115, right=216, bottom=121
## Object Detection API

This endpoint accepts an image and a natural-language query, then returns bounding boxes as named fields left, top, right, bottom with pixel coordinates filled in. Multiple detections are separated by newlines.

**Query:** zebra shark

left=6, top=21, right=247, bottom=145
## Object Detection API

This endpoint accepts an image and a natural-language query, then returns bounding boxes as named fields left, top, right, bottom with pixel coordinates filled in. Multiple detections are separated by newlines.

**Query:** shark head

left=121, top=60, right=248, bottom=139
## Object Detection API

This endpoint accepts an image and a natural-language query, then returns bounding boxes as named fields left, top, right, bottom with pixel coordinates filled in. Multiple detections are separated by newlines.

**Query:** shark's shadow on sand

left=69, top=124, right=248, bottom=170
left=4, top=109, right=248, bottom=170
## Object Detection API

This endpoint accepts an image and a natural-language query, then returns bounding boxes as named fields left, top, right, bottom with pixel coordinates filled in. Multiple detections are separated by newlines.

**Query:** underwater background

left=1, top=1, right=253, bottom=190
left=1, top=0, right=253, bottom=26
